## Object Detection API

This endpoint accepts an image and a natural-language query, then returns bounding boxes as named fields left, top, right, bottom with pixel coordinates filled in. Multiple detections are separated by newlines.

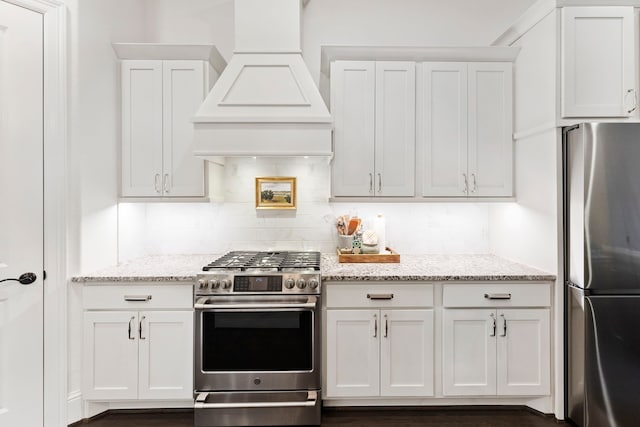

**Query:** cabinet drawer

left=83, top=284, right=193, bottom=310
left=443, top=283, right=550, bottom=308
left=326, top=283, right=433, bottom=308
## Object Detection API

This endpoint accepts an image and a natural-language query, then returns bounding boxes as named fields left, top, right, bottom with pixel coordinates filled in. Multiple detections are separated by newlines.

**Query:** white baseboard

left=67, top=392, right=194, bottom=424
left=67, top=391, right=83, bottom=425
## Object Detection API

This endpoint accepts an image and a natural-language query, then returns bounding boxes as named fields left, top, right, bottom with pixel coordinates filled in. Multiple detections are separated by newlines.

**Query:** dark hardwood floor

left=77, top=407, right=567, bottom=427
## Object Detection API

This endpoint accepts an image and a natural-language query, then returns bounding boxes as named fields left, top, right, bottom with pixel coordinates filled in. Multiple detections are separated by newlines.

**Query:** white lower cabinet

left=326, top=308, right=434, bottom=397
left=82, top=285, right=193, bottom=401
left=442, top=293, right=551, bottom=397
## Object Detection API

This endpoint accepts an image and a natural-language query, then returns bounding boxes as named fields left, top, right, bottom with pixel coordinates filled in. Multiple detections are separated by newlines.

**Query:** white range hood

left=193, top=0, right=332, bottom=157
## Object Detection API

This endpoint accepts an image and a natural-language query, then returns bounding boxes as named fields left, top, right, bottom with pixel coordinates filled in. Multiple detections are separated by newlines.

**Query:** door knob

left=0, top=272, right=37, bottom=285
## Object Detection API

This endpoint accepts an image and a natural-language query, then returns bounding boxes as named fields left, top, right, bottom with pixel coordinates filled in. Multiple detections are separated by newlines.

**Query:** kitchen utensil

left=347, top=217, right=361, bottom=235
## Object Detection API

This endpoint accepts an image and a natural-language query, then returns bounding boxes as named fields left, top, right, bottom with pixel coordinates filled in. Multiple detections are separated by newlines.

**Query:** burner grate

left=203, top=251, right=320, bottom=271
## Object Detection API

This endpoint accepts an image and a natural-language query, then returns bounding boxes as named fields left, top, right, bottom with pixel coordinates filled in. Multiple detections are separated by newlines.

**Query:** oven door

left=194, top=295, right=320, bottom=392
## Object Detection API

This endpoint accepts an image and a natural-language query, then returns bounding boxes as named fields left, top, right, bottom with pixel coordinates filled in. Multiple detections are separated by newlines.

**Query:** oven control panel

left=195, top=273, right=321, bottom=295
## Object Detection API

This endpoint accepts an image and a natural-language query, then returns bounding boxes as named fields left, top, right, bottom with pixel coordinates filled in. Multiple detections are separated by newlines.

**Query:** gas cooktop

left=202, top=251, right=321, bottom=272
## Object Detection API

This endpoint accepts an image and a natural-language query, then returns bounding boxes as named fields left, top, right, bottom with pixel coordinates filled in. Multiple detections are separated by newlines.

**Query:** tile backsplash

left=118, top=158, right=489, bottom=261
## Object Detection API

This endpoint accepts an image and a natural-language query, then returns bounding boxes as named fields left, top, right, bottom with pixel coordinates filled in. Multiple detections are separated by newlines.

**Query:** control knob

left=296, top=279, right=306, bottom=289
left=309, top=278, right=319, bottom=289
left=198, top=279, right=207, bottom=289
left=221, top=279, right=231, bottom=289
left=284, top=278, right=295, bottom=289
left=211, top=279, right=220, bottom=289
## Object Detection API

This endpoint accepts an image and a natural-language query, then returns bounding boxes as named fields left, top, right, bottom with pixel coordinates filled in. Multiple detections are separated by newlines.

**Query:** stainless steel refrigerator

left=564, top=123, right=640, bottom=427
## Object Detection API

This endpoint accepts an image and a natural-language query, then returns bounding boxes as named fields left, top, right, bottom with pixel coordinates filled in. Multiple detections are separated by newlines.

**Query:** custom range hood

left=193, top=0, right=332, bottom=157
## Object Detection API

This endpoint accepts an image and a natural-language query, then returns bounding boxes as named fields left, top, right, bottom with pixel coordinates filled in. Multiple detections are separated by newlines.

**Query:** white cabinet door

left=138, top=311, right=194, bottom=400
left=375, top=62, right=416, bottom=197
left=326, top=309, right=380, bottom=397
left=468, top=62, right=513, bottom=197
left=497, top=309, right=551, bottom=396
left=420, top=63, right=468, bottom=196
left=162, top=61, right=205, bottom=197
left=331, top=61, right=375, bottom=197
left=122, top=60, right=163, bottom=197
left=83, top=311, right=139, bottom=400
left=380, top=309, right=434, bottom=396
left=442, top=309, right=496, bottom=396
left=562, top=7, right=635, bottom=117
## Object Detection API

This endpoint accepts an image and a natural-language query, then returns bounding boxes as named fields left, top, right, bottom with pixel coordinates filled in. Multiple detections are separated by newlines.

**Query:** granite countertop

left=72, top=253, right=555, bottom=283
left=71, top=254, right=219, bottom=283
left=321, top=254, right=555, bottom=282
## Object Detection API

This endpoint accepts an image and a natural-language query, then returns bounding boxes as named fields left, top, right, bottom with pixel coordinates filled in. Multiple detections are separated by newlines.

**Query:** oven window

left=202, top=311, right=313, bottom=371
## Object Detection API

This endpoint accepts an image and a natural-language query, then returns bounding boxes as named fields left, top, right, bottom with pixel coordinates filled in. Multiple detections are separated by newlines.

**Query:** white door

left=380, top=309, right=434, bottom=396
left=325, top=309, right=379, bottom=397
left=562, top=7, right=635, bottom=118
left=374, top=61, right=415, bottom=197
left=468, top=62, right=513, bottom=197
left=162, top=60, right=205, bottom=197
left=121, top=60, right=163, bottom=197
left=138, top=311, right=193, bottom=399
left=419, top=62, right=468, bottom=197
left=330, top=61, right=375, bottom=197
left=0, top=2, right=44, bottom=426
left=496, top=309, right=551, bottom=396
left=442, top=309, right=496, bottom=396
left=83, top=311, right=139, bottom=400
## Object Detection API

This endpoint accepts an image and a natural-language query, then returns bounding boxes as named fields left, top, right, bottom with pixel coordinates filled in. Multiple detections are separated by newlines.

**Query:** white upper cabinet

left=420, top=62, right=513, bottom=197
left=331, top=61, right=376, bottom=197
left=468, top=63, right=513, bottom=197
left=122, top=59, right=206, bottom=197
left=331, top=61, right=415, bottom=197
left=562, top=7, right=636, bottom=118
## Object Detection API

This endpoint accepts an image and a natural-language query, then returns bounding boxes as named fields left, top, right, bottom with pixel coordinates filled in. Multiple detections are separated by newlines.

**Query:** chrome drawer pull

left=367, top=293, right=394, bottom=300
left=484, top=293, right=511, bottom=300
left=124, top=295, right=152, bottom=302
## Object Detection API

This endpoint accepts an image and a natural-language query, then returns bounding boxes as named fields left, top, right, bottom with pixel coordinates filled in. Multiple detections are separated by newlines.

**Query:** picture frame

left=255, top=176, right=296, bottom=210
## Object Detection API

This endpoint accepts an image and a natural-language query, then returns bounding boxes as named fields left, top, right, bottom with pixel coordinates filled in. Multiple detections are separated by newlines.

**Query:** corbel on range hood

left=193, top=0, right=332, bottom=158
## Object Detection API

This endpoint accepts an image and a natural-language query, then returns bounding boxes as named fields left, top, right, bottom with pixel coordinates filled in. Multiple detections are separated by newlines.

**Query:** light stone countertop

left=72, top=253, right=555, bottom=283
left=71, top=254, right=220, bottom=283
left=321, top=254, right=555, bottom=282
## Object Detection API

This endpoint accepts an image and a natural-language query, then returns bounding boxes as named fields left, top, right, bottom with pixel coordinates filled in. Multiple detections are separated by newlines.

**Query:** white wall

left=119, top=158, right=490, bottom=260
left=65, top=0, right=149, bottom=421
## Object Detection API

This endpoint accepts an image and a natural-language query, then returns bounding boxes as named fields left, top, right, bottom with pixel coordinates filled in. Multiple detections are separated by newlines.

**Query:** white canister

left=373, top=214, right=386, bottom=254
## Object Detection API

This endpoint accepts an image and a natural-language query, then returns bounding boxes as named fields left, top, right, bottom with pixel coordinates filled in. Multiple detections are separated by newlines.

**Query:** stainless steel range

left=194, top=251, right=321, bottom=427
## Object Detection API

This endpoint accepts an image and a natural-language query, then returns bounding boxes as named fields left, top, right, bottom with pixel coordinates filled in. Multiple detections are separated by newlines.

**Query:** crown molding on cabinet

left=493, top=0, right=640, bottom=46
left=112, top=43, right=227, bottom=74
left=320, top=46, right=520, bottom=77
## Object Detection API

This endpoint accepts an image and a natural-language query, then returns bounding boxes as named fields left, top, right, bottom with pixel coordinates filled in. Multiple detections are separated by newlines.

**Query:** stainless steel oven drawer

left=194, top=390, right=321, bottom=427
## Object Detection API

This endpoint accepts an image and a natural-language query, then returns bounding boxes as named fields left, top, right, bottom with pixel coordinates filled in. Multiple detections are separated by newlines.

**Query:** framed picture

left=255, top=176, right=296, bottom=209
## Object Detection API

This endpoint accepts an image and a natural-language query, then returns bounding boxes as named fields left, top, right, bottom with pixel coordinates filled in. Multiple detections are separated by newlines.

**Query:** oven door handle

left=194, top=391, right=318, bottom=409
left=194, top=296, right=318, bottom=310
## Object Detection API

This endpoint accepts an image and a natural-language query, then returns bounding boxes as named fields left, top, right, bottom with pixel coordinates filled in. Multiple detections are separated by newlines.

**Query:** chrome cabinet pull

left=462, top=173, right=468, bottom=194
left=484, top=293, right=512, bottom=300
left=471, top=173, right=477, bottom=193
left=163, top=173, right=170, bottom=193
left=627, top=88, right=637, bottom=114
left=384, top=314, right=388, bottom=338
left=373, top=314, right=378, bottom=338
left=139, top=316, right=146, bottom=340
left=500, top=313, right=507, bottom=337
left=124, top=295, right=152, bottom=302
left=367, top=293, right=394, bottom=300
left=154, top=174, right=161, bottom=194
left=128, top=316, right=135, bottom=340
left=377, top=173, right=382, bottom=193
left=489, top=313, right=496, bottom=337
left=369, top=173, right=373, bottom=193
